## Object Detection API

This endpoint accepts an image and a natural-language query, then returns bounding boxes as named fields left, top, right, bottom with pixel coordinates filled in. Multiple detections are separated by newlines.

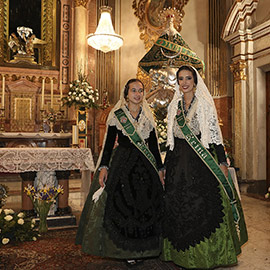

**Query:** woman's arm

left=209, top=143, right=228, bottom=177
left=148, top=129, right=165, bottom=185
left=98, top=125, right=117, bottom=187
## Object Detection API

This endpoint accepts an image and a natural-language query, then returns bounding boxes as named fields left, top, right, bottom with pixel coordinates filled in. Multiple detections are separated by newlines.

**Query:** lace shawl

left=167, top=66, right=223, bottom=150
left=107, top=105, right=154, bottom=141
left=95, top=91, right=157, bottom=171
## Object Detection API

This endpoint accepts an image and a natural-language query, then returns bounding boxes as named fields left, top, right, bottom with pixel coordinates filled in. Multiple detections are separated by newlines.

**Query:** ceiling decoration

left=132, top=0, right=189, bottom=50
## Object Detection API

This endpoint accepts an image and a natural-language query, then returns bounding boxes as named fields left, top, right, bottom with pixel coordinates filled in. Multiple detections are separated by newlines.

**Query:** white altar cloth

left=0, top=148, right=95, bottom=205
left=0, top=148, right=94, bottom=173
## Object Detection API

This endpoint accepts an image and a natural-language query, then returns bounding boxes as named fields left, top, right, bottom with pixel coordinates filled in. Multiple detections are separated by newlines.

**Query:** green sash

left=155, top=38, right=200, bottom=60
left=175, top=100, right=240, bottom=227
left=114, top=108, right=158, bottom=173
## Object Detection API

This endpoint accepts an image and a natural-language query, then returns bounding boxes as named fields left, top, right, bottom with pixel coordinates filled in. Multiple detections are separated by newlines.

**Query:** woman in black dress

left=76, top=79, right=164, bottom=265
left=161, top=65, right=248, bottom=269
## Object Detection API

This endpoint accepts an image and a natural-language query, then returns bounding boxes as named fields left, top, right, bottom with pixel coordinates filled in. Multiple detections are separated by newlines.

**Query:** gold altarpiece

left=0, top=0, right=59, bottom=66
left=0, top=0, right=68, bottom=133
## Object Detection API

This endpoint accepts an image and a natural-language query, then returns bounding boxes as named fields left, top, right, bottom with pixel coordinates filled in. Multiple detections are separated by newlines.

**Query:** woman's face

left=127, top=81, right=144, bottom=105
left=177, top=69, right=195, bottom=94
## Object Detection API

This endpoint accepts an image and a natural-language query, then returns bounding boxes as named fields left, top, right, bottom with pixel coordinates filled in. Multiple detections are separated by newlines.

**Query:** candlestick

left=50, top=78, right=54, bottom=109
left=60, top=80, right=63, bottom=100
left=72, top=125, right=79, bottom=146
left=41, top=78, right=45, bottom=109
left=1, top=75, right=5, bottom=108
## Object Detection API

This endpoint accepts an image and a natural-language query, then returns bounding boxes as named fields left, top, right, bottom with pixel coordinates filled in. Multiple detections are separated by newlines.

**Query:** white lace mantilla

left=107, top=106, right=154, bottom=141
left=0, top=148, right=95, bottom=173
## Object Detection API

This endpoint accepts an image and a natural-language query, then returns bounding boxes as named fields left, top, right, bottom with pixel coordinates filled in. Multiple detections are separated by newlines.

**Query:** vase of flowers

left=62, top=72, right=99, bottom=109
left=24, top=185, right=64, bottom=234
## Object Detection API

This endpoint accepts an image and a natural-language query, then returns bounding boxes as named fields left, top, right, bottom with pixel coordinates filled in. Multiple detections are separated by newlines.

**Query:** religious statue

left=8, top=27, right=34, bottom=55
left=8, top=26, right=46, bottom=64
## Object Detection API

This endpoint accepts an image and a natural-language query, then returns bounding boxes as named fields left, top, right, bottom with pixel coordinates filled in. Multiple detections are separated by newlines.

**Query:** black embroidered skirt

left=163, top=138, right=224, bottom=251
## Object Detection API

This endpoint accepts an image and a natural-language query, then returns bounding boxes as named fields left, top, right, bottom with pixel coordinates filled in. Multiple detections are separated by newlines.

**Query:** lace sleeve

left=198, top=103, right=223, bottom=148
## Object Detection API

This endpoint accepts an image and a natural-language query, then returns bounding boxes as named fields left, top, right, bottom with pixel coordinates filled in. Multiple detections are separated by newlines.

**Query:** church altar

left=0, top=147, right=95, bottom=219
left=0, top=147, right=94, bottom=173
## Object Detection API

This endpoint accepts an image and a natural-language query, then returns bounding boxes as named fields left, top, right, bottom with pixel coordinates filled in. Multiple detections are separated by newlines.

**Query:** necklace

left=128, top=105, right=140, bottom=113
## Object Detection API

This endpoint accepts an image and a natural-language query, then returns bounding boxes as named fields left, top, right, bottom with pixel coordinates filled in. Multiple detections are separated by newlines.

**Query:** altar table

left=0, top=147, right=95, bottom=213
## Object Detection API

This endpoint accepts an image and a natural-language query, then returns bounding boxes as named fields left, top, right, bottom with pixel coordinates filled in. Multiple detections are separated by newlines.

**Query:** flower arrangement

left=0, top=184, right=8, bottom=208
left=151, top=102, right=168, bottom=152
left=24, top=185, right=64, bottom=233
left=62, top=72, right=99, bottom=109
left=46, top=109, right=57, bottom=123
left=0, top=208, right=38, bottom=246
left=156, top=119, right=167, bottom=152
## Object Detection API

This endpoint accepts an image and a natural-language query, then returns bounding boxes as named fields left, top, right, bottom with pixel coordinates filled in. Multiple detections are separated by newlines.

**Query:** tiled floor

left=1, top=177, right=270, bottom=270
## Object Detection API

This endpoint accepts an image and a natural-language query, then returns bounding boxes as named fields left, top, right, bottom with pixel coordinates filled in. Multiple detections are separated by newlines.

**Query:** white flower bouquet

left=62, top=72, right=99, bottom=109
left=0, top=208, right=38, bottom=246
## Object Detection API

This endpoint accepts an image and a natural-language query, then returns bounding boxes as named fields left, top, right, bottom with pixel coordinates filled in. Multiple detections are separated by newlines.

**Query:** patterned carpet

left=0, top=228, right=181, bottom=270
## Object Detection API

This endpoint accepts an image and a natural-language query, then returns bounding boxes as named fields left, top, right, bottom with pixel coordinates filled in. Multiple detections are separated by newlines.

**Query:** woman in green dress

left=161, top=65, right=248, bottom=269
left=76, top=79, right=165, bottom=265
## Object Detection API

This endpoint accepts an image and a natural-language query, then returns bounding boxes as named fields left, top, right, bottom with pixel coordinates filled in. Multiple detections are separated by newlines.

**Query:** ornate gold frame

left=0, top=0, right=57, bottom=66
left=132, top=0, right=189, bottom=50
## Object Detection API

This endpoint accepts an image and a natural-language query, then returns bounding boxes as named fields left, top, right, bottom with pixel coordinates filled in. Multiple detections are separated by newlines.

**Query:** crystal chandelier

left=87, top=6, right=123, bottom=53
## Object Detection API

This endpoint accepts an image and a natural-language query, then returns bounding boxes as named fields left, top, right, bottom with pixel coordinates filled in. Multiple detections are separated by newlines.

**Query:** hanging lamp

left=87, top=5, right=123, bottom=53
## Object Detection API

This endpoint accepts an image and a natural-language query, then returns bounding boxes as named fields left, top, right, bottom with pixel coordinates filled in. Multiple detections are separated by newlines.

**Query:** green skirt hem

left=161, top=186, right=248, bottom=269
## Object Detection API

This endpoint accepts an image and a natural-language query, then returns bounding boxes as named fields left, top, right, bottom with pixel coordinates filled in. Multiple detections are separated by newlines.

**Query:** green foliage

left=0, top=184, right=8, bottom=208
left=0, top=209, right=38, bottom=246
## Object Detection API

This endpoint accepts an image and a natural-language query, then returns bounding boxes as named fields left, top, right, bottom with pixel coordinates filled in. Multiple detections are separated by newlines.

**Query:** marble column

left=230, top=60, right=247, bottom=177
left=73, top=0, right=89, bottom=78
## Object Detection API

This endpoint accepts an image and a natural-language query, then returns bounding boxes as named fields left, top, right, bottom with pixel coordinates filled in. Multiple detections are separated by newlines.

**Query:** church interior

left=0, top=0, right=269, bottom=269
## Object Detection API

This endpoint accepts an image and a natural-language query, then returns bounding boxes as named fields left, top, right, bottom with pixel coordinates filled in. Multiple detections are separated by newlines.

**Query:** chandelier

left=87, top=6, right=123, bottom=53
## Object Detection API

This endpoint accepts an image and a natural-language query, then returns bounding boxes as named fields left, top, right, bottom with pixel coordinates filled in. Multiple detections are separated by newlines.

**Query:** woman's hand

left=220, top=164, right=228, bottom=178
left=99, top=168, right=108, bottom=187
left=159, top=170, right=165, bottom=186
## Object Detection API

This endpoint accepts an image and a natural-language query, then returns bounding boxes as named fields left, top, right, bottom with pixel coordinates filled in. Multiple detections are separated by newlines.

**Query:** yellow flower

left=2, top=238, right=10, bottom=245
left=18, top=218, right=24, bottom=225
left=33, top=237, right=37, bottom=241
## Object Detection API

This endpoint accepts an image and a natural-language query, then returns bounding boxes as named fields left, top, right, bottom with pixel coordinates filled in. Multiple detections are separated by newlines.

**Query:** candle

left=1, top=75, right=5, bottom=108
left=72, top=125, right=78, bottom=145
left=41, top=78, right=45, bottom=109
left=50, top=78, right=53, bottom=109
left=60, top=80, right=63, bottom=100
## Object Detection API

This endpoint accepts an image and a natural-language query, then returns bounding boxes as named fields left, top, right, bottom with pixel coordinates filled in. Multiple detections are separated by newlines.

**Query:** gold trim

left=132, top=0, right=189, bottom=50
left=230, top=60, right=247, bottom=81
left=74, top=0, right=89, bottom=8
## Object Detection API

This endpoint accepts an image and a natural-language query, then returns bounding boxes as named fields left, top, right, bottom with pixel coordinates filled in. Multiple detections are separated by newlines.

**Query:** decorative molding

left=222, top=0, right=259, bottom=40
left=74, top=0, right=89, bottom=8
left=230, top=60, right=247, bottom=81
left=132, top=0, right=189, bottom=50
left=42, top=0, right=55, bottom=66
left=61, top=4, right=71, bottom=85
